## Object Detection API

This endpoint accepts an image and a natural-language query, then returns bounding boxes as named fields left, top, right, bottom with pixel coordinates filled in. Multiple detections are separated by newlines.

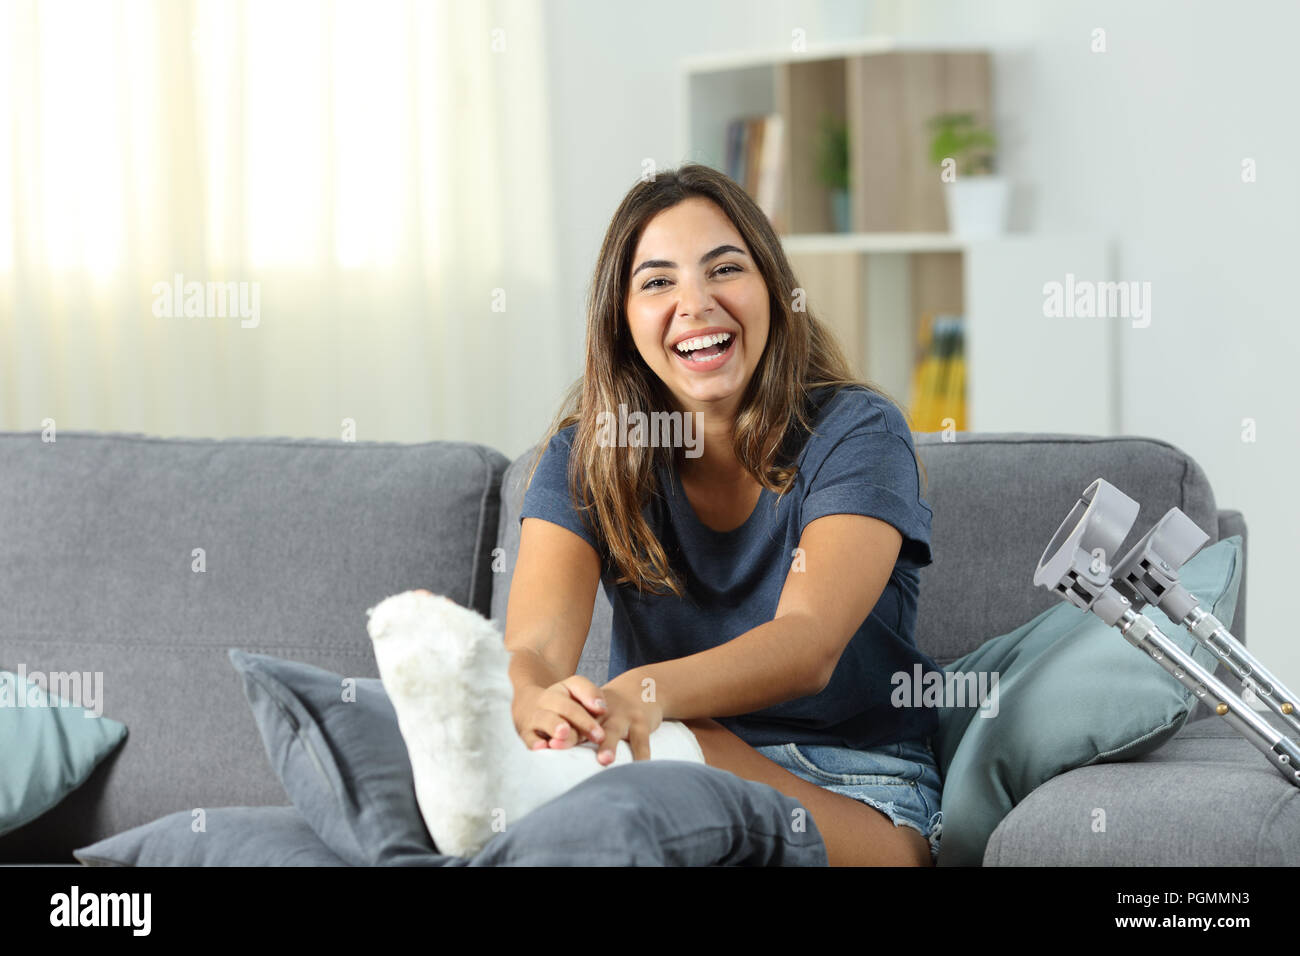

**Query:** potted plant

left=927, top=112, right=1008, bottom=237
left=815, top=110, right=851, bottom=232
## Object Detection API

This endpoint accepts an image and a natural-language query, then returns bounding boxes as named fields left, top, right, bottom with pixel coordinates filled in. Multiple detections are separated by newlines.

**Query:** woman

left=507, top=163, right=944, bottom=867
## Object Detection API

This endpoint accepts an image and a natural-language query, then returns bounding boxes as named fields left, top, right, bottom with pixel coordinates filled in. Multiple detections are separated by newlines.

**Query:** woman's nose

left=675, top=277, right=714, bottom=320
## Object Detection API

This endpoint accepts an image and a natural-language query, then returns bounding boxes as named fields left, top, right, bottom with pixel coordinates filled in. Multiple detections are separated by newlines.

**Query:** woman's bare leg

left=682, top=718, right=932, bottom=867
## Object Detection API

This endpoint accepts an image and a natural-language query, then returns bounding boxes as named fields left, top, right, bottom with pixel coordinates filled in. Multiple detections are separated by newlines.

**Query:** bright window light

left=38, top=0, right=124, bottom=275
left=332, top=0, right=405, bottom=269
left=244, top=0, right=326, bottom=269
left=0, top=5, right=13, bottom=272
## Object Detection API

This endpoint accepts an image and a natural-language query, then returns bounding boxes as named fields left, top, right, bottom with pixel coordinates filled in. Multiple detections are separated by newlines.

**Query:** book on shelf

left=908, top=314, right=967, bottom=434
left=725, top=113, right=785, bottom=231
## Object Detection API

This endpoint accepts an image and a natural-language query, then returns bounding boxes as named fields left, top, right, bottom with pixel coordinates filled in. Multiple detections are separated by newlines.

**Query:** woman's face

left=624, top=197, right=770, bottom=414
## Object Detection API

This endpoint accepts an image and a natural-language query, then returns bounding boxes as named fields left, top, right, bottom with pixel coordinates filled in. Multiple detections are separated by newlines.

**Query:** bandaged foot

left=365, top=590, right=705, bottom=857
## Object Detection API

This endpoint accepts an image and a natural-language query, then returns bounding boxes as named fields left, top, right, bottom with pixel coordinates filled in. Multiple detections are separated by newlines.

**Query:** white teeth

left=674, top=332, right=733, bottom=354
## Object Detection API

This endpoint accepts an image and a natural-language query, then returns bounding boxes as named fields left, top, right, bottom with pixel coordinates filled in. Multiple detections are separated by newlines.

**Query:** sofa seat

left=984, top=708, right=1300, bottom=865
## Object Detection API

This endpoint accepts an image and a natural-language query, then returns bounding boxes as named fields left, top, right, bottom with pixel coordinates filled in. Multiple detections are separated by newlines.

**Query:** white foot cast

left=365, top=590, right=704, bottom=857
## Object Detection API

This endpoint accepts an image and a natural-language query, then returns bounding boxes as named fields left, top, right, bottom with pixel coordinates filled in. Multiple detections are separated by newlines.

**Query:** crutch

left=1033, top=478, right=1300, bottom=788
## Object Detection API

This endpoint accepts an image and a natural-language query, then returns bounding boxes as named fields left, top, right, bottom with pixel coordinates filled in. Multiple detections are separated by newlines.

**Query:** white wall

left=538, top=0, right=1298, bottom=685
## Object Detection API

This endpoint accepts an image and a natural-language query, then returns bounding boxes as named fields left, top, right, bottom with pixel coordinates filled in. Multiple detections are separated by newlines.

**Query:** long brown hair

left=526, top=162, right=923, bottom=598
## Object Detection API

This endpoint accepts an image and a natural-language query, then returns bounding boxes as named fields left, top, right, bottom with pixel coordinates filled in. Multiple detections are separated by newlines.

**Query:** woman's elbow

left=803, top=652, right=837, bottom=697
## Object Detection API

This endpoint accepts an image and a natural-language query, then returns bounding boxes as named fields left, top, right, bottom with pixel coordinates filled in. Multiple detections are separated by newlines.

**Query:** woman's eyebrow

left=631, top=244, right=748, bottom=278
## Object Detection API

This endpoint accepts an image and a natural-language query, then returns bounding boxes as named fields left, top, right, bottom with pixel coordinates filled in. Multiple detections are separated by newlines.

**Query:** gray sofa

left=1, top=427, right=1294, bottom=865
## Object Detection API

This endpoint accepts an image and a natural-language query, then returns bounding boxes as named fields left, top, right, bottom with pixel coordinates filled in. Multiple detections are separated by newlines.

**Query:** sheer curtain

left=0, top=0, right=561, bottom=451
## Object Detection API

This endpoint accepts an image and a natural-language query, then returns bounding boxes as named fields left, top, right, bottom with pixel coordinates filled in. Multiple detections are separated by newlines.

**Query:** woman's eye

left=642, top=265, right=740, bottom=290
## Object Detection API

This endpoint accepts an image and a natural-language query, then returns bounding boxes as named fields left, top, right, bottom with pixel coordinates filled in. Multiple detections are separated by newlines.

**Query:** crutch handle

left=1035, top=478, right=1300, bottom=789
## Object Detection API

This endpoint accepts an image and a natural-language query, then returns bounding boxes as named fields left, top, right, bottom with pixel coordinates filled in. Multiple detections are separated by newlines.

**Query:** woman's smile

left=671, top=330, right=738, bottom=371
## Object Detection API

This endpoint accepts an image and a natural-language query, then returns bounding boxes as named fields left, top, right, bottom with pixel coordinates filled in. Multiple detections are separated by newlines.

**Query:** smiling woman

left=503, top=163, right=947, bottom=866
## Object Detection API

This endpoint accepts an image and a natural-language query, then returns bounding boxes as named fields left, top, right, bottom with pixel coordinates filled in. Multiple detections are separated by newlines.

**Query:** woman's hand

left=512, top=676, right=609, bottom=752
left=591, top=678, right=663, bottom=765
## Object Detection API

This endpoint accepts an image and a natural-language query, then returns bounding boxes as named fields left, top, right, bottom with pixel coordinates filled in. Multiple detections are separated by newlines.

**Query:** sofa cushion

left=0, top=670, right=128, bottom=838
left=492, top=432, right=1240, bottom=683
left=984, top=709, right=1300, bottom=865
left=229, top=650, right=442, bottom=866
left=0, top=430, right=508, bottom=861
left=933, top=535, right=1243, bottom=866
left=73, top=806, right=351, bottom=866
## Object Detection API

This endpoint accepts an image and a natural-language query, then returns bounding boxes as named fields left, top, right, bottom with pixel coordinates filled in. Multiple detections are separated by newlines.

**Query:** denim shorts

left=753, top=737, right=944, bottom=862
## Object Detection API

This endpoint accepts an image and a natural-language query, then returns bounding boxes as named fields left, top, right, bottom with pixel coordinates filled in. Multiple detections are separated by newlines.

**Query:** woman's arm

left=504, top=517, right=609, bottom=746
left=505, top=517, right=600, bottom=674
left=600, top=513, right=902, bottom=730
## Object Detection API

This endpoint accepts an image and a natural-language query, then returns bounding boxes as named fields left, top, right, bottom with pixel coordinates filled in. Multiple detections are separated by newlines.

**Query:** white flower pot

left=944, top=176, right=1009, bottom=237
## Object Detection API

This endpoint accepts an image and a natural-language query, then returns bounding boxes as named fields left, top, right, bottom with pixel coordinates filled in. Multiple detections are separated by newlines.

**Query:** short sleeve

left=519, top=430, right=601, bottom=554
left=799, top=428, right=933, bottom=570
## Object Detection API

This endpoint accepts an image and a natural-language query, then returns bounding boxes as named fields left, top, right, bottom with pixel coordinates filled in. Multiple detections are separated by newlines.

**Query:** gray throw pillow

left=228, top=650, right=448, bottom=866
left=466, top=758, right=828, bottom=866
left=73, top=807, right=351, bottom=866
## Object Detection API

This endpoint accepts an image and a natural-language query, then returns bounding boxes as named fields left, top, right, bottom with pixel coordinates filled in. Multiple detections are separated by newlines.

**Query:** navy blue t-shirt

left=518, top=384, right=942, bottom=750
